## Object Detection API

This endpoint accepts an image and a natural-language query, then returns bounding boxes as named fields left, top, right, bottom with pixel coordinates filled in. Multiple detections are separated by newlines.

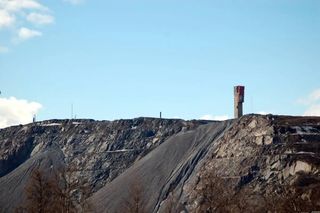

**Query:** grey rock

left=0, top=118, right=209, bottom=212
left=1, top=115, right=320, bottom=212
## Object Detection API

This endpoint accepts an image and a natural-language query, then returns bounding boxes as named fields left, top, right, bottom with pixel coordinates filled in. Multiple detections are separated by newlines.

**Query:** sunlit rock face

left=1, top=115, right=320, bottom=212
left=90, top=115, right=320, bottom=213
left=180, top=115, right=320, bottom=212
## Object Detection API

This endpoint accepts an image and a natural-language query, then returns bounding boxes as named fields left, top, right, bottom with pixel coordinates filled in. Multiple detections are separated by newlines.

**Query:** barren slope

left=0, top=118, right=207, bottom=212
left=1, top=115, right=320, bottom=212
left=90, top=115, right=320, bottom=212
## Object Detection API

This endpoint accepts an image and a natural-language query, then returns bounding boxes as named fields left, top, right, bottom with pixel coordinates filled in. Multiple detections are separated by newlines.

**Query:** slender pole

left=71, top=104, right=73, bottom=120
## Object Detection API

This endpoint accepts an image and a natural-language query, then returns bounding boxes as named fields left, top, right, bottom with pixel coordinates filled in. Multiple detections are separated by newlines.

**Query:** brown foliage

left=121, top=180, right=146, bottom=213
left=16, top=165, right=94, bottom=213
left=52, top=165, right=78, bottom=213
left=195, top=170, right=237, bottom=212
left=15, top=169, right=57, bottom=213
left=195, top=168, right=320, bottom=213
left=264, top=184, right=320, bottom=212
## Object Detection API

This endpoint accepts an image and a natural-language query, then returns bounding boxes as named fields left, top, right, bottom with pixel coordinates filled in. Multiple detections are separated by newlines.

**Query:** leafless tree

left=121, top=180, right=146, bottom=213
left=264, top=184, right=320, bottom=213
left=52, top=163, right=94, bottom=213
left=16, top=165, right=94, bottom=213
left=195, top=170, right=237, bottom=213
left=15, top=169, right=56, bottom=213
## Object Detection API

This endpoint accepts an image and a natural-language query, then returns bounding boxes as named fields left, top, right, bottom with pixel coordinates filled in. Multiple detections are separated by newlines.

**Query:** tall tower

left=234, top=86, right=245, bottom=118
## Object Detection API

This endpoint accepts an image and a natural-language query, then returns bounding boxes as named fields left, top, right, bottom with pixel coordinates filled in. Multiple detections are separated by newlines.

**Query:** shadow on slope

left=0, top=144, right=64, bottom=213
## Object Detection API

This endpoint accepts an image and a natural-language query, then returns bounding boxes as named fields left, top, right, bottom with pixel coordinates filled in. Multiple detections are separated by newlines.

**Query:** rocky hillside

left=0, top=117, right=209, bottom=212
left=90, top=115, right=320, bottom=212
left=181, top=115, right=320, bottom=212
left=0, top=115, right=320, bottom=212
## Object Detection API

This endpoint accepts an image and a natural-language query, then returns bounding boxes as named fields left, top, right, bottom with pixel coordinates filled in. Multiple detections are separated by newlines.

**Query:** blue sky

left=0, top=0, right=320, bottom=126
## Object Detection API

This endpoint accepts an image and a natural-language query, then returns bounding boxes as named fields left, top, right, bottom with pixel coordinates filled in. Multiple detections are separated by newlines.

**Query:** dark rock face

left=1, top=115, right=320, bottom=212
left=0, top=117, right=210, bottom=212
left=0, top=134, right=34, bottom=177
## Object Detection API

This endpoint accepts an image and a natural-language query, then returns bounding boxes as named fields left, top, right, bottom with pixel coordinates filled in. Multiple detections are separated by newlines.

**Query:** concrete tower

left=234, top=86, right=245, bottom=118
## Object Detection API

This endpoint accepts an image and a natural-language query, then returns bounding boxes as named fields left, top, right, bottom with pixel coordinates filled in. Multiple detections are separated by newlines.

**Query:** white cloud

left=257, top=111, right=269, bottom=115
left=64, top=0, right=84, bottom=5
left=0, top=9, right=15, bottom=28
left=0, top=0, right=53, bottom=46
left=18, top=27, right=42, bottom=40
left=200, top=114, right=229, bottom=121
left=0, top=97, right=42, bottom=128
left=309, top=89, right=320, bottom=102
left=27, top=12, right=54, bottom=25
left=304, top=105, right=320, bottom=116
left=298, top=89, right=320, bottom=105
left=298, top=89, right=320, bottom=116
left=0, top=0, right=46, bottom=12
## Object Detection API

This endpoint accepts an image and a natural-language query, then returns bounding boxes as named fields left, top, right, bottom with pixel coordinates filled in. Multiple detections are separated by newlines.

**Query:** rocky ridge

left=180, top=115, right=320, bottom=212
left=90, top=115, right=320, bottom=212
left=0, top=115, right=320, bottom=212
left=0, top=117, right=209, bottom=212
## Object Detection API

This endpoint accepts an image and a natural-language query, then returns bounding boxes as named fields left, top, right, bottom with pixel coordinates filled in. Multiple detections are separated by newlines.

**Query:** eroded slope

left=0, top=118, right=208, bottom=212
left=90, top=115, right=320, bottom=212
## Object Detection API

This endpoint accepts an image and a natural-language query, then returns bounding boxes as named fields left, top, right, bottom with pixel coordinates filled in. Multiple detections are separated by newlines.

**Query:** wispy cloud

left=18, top=27, right=42, bottom=40
left=0, top=97, right=42, bottom=128
left=304, top=105, right=320, bottom=116
left=0, top=0, right=53, bottom=48
left=0, top=9, right=15, bottom=28
left=1, top=0, right=83, bottom=50
left=200, top=114, right=229, bottom=121
left=27, top=12, right=54, bottom=25
left=298, top=89, right=320, bottom=105
left=298, top=89, right=320, bottom=116
left=0, top=0, right=47, bottom=12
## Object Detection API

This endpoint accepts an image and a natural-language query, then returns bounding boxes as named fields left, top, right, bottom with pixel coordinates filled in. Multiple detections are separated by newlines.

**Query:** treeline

left=15, top=166, right=92, bottom=213
left=12, top=167, right=320, bottom=213
left=194, top=168, right=320, bottom=213
left=119, top=169, right=320, bottom=213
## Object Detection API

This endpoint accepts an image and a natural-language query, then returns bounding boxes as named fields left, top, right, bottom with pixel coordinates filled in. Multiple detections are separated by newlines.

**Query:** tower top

left=234, top=85, right=245, bottom=96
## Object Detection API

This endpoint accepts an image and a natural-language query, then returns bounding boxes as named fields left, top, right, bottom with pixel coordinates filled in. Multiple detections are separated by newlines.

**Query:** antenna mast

left=71, top=103, right=73, bottom=120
